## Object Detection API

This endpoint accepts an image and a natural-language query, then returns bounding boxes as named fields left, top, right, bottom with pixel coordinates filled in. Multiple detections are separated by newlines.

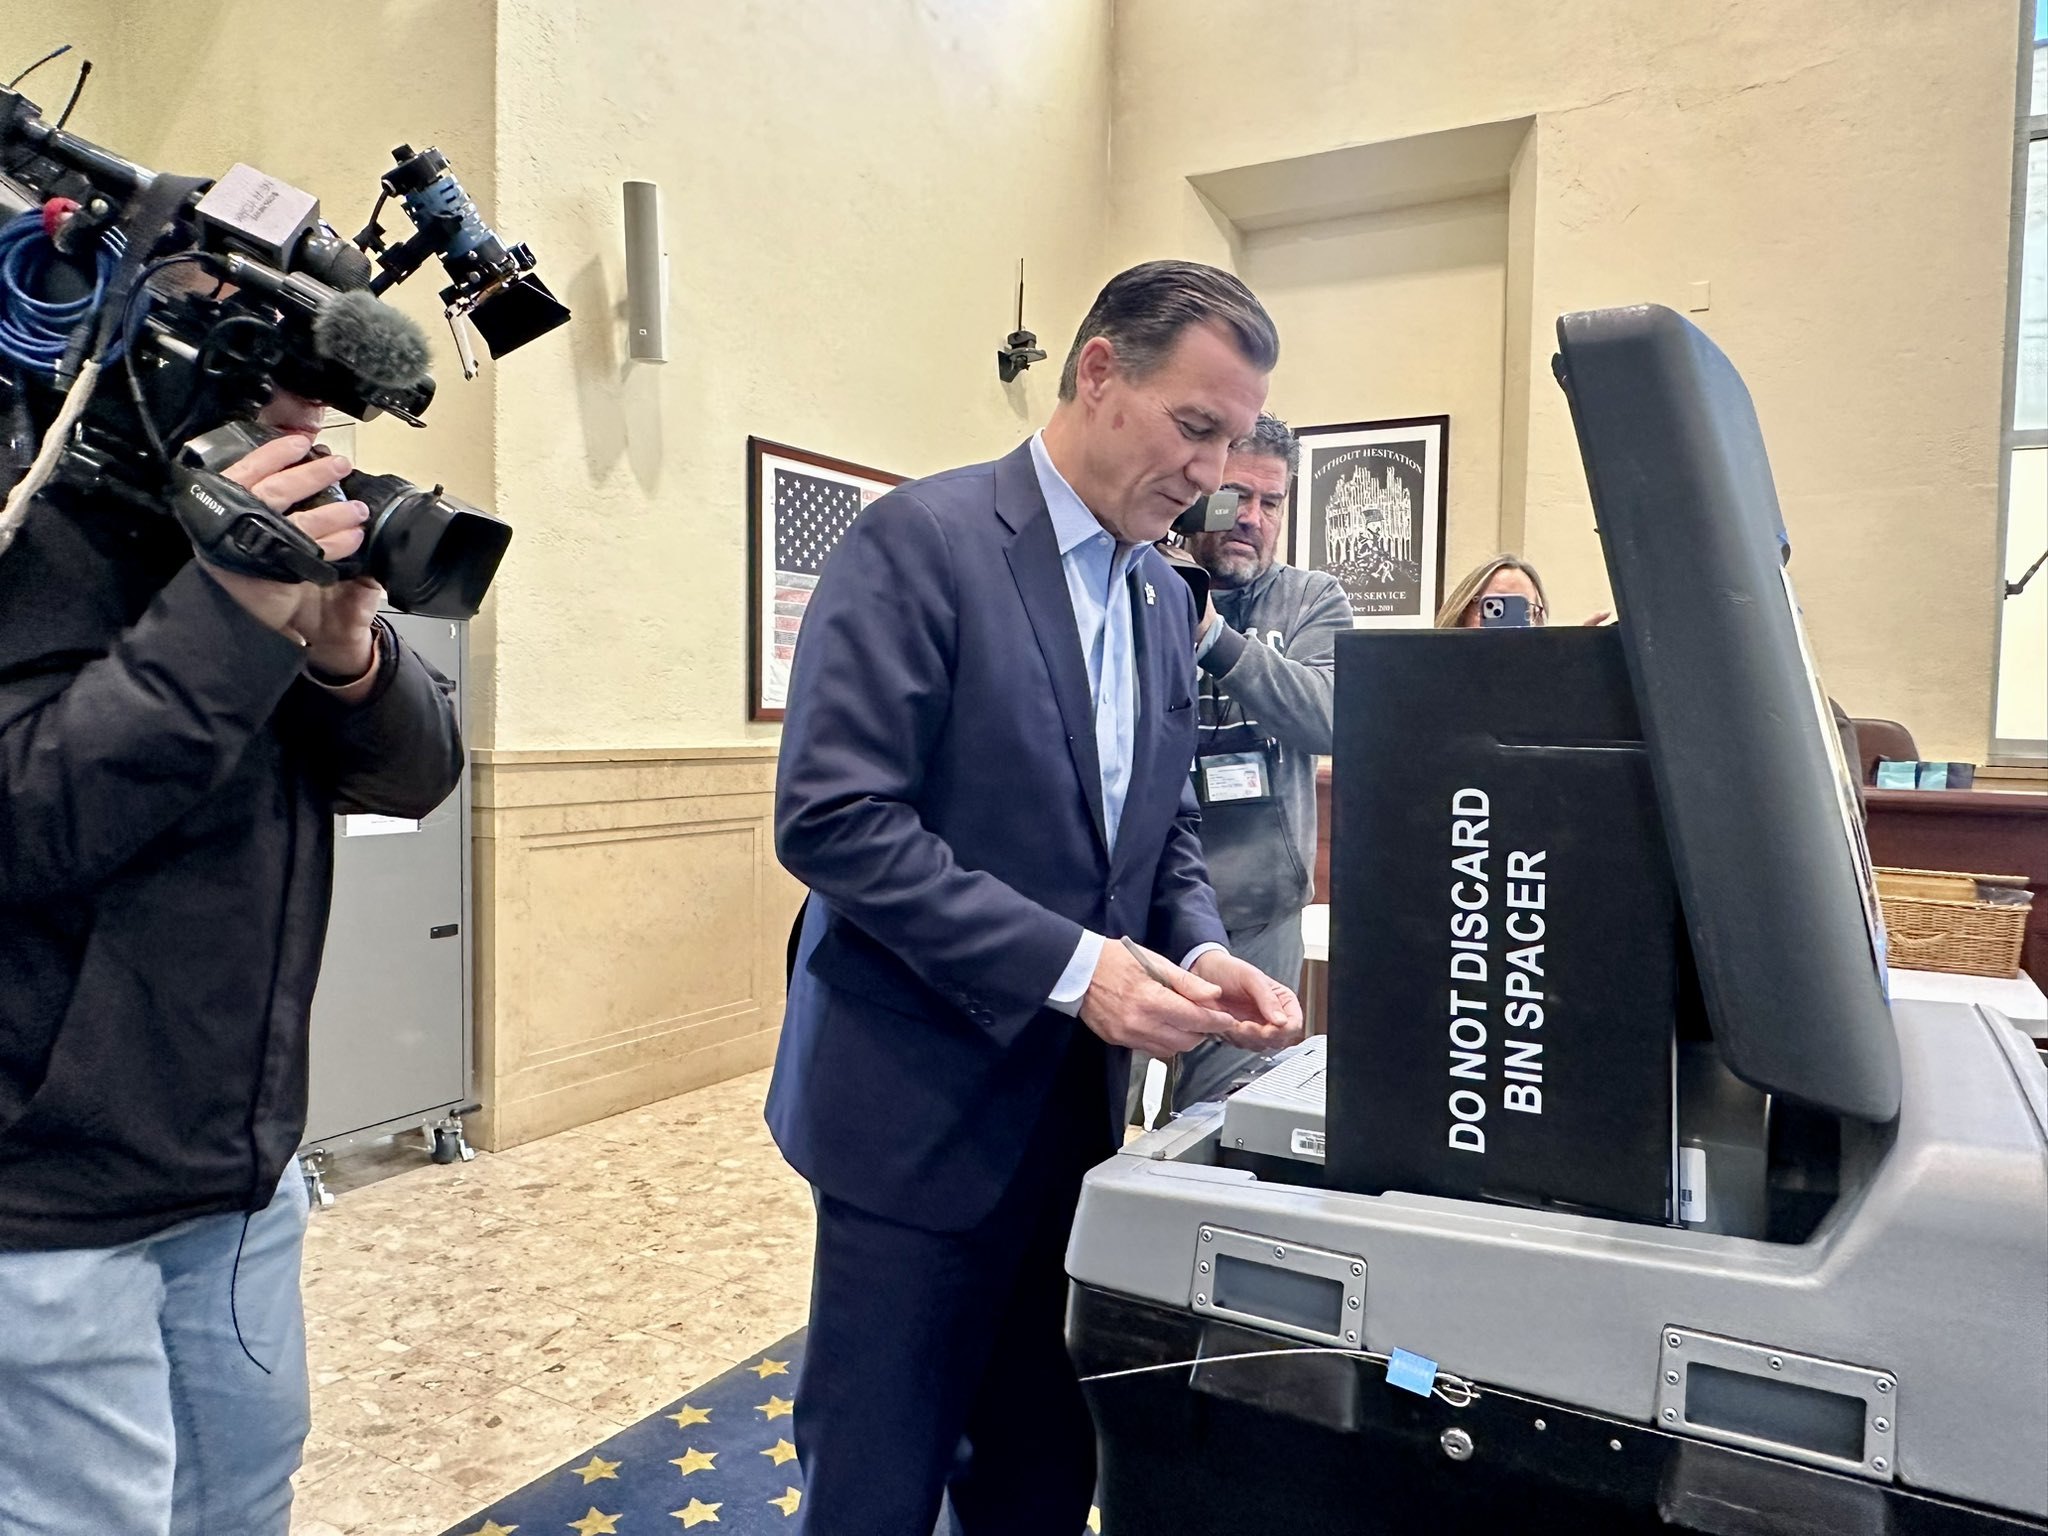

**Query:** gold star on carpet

left=465, top=1524, right=518, bottom=1536
left=1089, top=1508, right=1102, bottom=1533
left=756, top=1394, right=794, bottom=1421
left=568, top=1511, right=621, bottom=1536
left=749, top=1358, right=790, bottom=1379
left=672, top=1498, right=722, bottom=1527
left=769, top=1486, right=802, bottom=1517
left=670, top=1447, right=718, bottom=1476
left=668, top=1404, right=712, bottom=1429
left=571, top=1456, right=620, bottom=1485
left=760, top=1437, right=797, bottom=1467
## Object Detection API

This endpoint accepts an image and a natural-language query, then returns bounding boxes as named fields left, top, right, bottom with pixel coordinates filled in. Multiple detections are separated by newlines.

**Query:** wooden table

left=1863, top=787, right=2048, bottom=996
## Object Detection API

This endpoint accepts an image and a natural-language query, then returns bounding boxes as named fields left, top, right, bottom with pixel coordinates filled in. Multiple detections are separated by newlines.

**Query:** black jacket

left=0, top=485, right=463, bottom=1250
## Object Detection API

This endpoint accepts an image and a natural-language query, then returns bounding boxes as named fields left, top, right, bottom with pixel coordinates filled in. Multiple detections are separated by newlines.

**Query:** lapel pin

left=1144, top=581, right=1156, bottom=606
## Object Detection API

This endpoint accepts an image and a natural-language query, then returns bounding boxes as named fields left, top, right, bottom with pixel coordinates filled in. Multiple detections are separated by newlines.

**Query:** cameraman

left=1150, top=414, right=1352, bottom=1117
left=0, top=388, right=462, bottom=1534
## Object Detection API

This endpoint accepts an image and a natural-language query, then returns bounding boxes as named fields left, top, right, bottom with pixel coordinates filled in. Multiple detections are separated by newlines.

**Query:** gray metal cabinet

left=299, top=612, right=473, bottom=1159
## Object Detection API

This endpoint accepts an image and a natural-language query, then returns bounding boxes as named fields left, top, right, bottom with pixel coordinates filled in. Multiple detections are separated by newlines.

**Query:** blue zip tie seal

left=1386, top=1348, right=1439, bottom=1398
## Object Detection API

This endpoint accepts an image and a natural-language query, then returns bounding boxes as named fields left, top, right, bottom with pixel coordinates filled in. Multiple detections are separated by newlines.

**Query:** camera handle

left=167, top=462, right=339, bottom=586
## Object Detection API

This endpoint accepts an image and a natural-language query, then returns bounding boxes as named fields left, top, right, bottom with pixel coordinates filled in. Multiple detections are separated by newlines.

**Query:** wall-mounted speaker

left=623, top=180, right=668, bottom=363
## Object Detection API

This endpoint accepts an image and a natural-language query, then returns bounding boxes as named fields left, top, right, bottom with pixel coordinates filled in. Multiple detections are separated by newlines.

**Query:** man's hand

left=1190, top=949, right=1304, bottom=1053
left=296, top=578, right=387, bottom=689
left=1198, top=589, right=1218, bottom=641
left=1078, top=939, right=1238, bottom=1058
left=201, top=434, right=367, bottom=635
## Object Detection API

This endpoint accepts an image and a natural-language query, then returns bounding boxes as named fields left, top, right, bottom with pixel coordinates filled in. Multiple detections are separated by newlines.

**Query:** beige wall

left=470, top=748, right=796, bottom=1149
left=466, top=0, right=1112, bottom=1139
left=487, top=0, right=1112, bottom=751
left=1239, top=194, right=1509, bottom=590
left=1112, top=0, right=2025, bottom=760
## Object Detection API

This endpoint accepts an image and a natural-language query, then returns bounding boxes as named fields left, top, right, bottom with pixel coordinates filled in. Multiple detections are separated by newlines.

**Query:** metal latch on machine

left=1190, top=1226, right=1366, bottom=1349
left=1657, top=1327, right=1898, bottom=1481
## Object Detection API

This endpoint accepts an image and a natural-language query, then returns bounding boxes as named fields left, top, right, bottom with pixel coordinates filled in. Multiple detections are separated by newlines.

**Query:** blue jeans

left=0, top=1165, right=311, bottom=1536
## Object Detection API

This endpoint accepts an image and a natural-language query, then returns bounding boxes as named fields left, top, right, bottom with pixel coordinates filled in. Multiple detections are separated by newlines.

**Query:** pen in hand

left=1119, top=934, right=1174, bottom=987
left=1119, top=936, right=1235, bottom=1029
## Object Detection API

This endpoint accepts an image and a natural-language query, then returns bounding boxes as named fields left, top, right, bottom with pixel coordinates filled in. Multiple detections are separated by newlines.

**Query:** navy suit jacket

left=766, top=440, right=1227, bottom=1233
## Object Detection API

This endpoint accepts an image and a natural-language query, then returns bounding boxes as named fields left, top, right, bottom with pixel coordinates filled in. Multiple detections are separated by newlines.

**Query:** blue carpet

left=438, top=1330, right=1104, bottom=1534
left=441, top=1330, right=812, bottom=1534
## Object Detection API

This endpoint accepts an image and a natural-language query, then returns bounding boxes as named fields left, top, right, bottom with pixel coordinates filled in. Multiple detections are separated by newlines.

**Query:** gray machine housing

left=1218, top=1036, right=1329, bottom=1167
left=1071, top=304, right=2048, bottom=1523
left=1069, top=1000, right=2048, bottom=1515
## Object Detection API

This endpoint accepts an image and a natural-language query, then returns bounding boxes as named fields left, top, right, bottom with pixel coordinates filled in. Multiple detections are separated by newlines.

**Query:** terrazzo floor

left=290, top=1068, right=813, bottom=1536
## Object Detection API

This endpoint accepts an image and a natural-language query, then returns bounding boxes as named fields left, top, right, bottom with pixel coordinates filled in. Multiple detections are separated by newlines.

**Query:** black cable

left=2006, top=548, right=2048, bottom=599
left=116, top=251, right=221, bottom=463
left=165, top=311, right=271, bottom=446
left=5, top=43, right=69, bottom=90
left=52, top=57, right=90, bottom=131
left=226, top=1213, right=274, bottom=1375
left=225, top=754, right=303, bottom=1379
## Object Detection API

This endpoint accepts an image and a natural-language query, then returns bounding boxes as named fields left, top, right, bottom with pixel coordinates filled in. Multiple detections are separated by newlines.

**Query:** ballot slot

left=1656, top=1328, right=1897, bottom=1482
left=1190, top=1226, right=1365, bottom=1349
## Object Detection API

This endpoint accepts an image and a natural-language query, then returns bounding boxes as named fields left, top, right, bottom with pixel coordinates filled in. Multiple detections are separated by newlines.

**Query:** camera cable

left=0, top=171, right=206, bottom=559
left=0, top=208, right=125, bottom=378
left=4, top=43, right=70, bottom=91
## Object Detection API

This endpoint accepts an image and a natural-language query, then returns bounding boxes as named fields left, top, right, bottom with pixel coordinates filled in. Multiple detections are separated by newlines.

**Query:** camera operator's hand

left=201, top=435, right=367, bottom=636
left=295, top=578, right=387, bottom=692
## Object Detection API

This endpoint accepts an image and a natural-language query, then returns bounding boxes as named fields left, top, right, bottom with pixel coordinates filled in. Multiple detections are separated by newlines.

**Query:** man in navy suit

left=768, top=261, right=1304, bottom=1534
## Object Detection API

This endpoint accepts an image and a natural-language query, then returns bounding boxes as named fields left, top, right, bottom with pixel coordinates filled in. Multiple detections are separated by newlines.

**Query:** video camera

left=0, top=71, right=568, bottom=618
left=1153, top=489, right=1243, bottom=613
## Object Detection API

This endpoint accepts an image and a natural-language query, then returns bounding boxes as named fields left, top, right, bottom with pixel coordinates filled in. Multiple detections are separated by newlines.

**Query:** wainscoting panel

left=469, top=747, right=802, bottom=1150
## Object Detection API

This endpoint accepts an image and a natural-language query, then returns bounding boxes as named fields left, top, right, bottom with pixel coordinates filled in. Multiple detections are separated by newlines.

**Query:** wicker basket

left=1874, top=867, right=2032, bottom=979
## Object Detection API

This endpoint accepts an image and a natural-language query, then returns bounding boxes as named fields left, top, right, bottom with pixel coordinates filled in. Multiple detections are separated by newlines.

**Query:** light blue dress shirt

left=1029, top=435, right=1222, bottom=1014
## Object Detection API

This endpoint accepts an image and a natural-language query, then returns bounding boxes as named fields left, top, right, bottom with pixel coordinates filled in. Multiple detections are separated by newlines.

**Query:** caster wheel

left=298, top=1152, right=335, bottom=1208
left=430, top=1127, right=462, bottom=1165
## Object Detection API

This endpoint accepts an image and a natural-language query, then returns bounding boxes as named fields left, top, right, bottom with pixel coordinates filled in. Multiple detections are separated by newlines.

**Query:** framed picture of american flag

left=747, top=436, right=906, bottom=721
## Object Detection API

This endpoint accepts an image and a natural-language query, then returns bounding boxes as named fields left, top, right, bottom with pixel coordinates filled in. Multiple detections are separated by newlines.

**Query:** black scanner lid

left=1553, top=304, right=1901, bottom=1124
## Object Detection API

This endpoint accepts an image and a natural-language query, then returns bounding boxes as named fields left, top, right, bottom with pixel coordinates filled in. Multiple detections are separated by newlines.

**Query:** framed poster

left=1288, top=416, right=1449, bottom=628
left=747, top=437, right=905, bottom=721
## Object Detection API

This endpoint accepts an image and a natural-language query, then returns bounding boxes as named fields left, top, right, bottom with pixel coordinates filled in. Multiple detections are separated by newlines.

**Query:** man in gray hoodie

left=1165, top=414, right=1354, bottom=1113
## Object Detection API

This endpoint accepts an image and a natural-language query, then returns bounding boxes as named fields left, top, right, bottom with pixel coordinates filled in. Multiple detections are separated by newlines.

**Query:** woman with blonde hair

left=1436, top=554, right=1550, bottom=628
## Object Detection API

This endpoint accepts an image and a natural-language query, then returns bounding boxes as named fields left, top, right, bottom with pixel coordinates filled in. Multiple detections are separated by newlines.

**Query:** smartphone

left=1478, top=593, right=1533, bottom=627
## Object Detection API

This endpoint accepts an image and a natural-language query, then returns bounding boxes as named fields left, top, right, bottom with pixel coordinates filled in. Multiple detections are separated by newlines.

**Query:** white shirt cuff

left=1180, top=941, right=1226, bottom=972
left=1047, top=930, right=1105, bottom=1016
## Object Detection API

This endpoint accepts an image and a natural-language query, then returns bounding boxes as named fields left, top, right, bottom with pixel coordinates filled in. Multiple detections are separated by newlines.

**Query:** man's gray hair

left=1235, top=413, right=1299, bottom=474
left=1058, top=260, right=1279, bottom=401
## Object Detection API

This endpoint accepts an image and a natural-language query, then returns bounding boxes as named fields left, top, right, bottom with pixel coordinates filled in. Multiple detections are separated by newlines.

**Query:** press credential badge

left=1198, top=750, right=1273, bottom=804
